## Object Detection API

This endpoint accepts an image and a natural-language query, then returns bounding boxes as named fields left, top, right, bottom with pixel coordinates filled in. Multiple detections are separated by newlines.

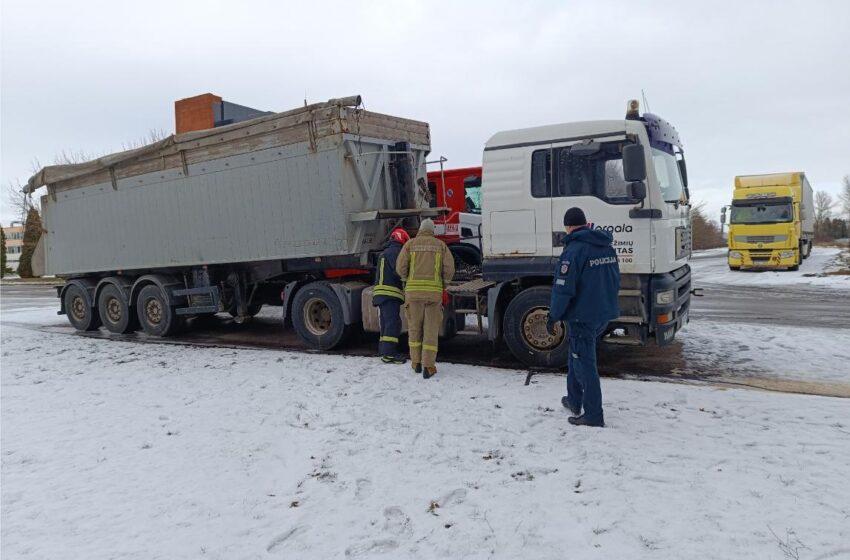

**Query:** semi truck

left=27, top=96, right=694, bottom=368
left=724, top=172, right=814, bottom=271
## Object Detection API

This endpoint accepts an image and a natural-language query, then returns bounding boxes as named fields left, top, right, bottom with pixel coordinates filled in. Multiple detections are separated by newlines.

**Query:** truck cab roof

left=484, top=119, right=641, bottom=152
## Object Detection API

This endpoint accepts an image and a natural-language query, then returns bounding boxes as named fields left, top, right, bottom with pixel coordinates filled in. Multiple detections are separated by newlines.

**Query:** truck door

left=487, top=146, right=552, bottom=256
left=548, top=139, right=649, bottom=275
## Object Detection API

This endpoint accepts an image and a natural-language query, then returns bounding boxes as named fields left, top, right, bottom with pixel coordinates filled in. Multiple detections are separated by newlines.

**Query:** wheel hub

left=144, top=298, right=163, bottom=325
left=522, top=308, right=564, bottom=350
left=70, top=296, right=87, bottom=321
left=303, top=297, right=332, bottom=336
left=106, top=297, right=122, bottom=323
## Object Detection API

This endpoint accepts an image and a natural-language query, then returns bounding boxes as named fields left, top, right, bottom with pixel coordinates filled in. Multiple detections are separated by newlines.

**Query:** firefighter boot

left=412, top=362, right=422, bottom=374
left=423, top=366, right=437, bottom=379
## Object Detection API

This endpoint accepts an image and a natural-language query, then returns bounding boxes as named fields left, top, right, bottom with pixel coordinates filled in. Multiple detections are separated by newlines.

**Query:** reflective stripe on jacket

left=373, top=240, right=404, bottom=303
left=396, top=230, right=455, bottom=303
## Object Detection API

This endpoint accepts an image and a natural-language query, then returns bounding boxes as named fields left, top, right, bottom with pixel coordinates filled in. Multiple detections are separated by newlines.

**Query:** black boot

left=382, top=354, right=407, bottom=364
left=423, top=366, right=437, bottom=379
left=568, top=414, right=605, bottom=428
left=561, top=396, right=581, bottom=416
left=412, top=362, right=422, bottom=374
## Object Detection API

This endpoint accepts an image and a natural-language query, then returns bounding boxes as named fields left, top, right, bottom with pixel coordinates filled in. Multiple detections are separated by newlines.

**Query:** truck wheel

left=291, top=282, right=351, bottom=350
left=728, top=265, right=740, bottom=271
left=98, top=284, right=138, bottom=334
left=136, top=284, right=183, bottom=337
left=503, top=286, right=569, bottom=368
left=64, top=284, right=101, bottom=331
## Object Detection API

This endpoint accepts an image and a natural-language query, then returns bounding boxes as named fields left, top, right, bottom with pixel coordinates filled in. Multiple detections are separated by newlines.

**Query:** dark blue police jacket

left=549, top=227, right=621, bottom=325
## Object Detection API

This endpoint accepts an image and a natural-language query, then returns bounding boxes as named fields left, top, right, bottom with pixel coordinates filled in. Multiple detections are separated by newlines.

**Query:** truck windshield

left=651, top=148, right=687, bottom=204
left=730, top=202, right=793, bottom=224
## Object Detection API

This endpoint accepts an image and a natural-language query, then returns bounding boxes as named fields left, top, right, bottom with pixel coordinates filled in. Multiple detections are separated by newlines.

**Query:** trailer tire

left=136, top=284, right=183, bottom=337
left=64, top=284, right=101, bottom=331
left=291, top=282, right=351, bottom=350
left=98, top=283, right=138, bottom=334
left=503, top=286, right=570, bottom=368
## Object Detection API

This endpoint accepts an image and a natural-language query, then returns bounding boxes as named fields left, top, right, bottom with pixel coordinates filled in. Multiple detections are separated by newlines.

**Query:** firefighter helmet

left=390, top=228, right=410, bottom=245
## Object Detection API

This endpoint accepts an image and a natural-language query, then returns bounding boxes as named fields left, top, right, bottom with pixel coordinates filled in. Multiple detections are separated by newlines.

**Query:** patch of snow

left=3, top=320, right=850, bottom=558
left=690, top=247, right=850, bottom=289
left=679, top=320, right=850, bottom=384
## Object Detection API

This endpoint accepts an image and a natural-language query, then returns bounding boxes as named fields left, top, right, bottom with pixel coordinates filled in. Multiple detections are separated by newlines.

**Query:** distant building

left=4, top=221, right=25, bottom=271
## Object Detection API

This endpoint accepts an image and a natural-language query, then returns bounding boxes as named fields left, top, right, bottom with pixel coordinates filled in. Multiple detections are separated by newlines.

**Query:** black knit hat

left=563, top=207, right=587, bottom=227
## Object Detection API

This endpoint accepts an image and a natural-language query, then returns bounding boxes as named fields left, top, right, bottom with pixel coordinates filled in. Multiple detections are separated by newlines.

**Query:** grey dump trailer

left=26, top=95, right=449, bottom=348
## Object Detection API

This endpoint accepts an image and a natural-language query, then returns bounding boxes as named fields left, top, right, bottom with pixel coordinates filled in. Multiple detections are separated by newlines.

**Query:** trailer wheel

left=64, top=284, right=101, bottom=331
left=136, top=284, right=183, bottom=337
left=291, top=282, right=351, bottom=350
left=98, top=283, right=138, bottom=334
left=503, top=286, right=570, bottom=368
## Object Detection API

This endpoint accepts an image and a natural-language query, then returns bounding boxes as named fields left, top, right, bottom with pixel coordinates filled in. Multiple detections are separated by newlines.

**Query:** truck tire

left=64, top=284, right=101, bottom=331
left=98, top=283, right=138, bottom=334
left=291, top=282, right=352, bottom=350
left=136, top=284, right=183, bottom=337
left=503, top=286, right=570, bottom=368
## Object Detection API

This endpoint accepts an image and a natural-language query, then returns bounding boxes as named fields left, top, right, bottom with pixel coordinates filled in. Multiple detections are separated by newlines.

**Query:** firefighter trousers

left=404, top=300, right=442, bottom=367
left=377, top=299, right=403, bottom=356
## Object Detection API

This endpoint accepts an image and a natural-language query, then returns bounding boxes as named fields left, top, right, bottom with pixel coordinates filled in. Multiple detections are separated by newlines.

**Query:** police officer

left=373, top=228, right=410, bottom=364
left=396, top=219, right=455, bottom=379
left=547, top=207, right=620, bottom=427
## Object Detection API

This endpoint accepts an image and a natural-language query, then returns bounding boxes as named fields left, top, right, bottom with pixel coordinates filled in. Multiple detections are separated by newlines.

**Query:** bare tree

left=840, top=175, right=850, bottom=224
left=6, top=180, right=36, bottom=224
left=814, top=190, right=834, bottom=240
left=691, top=201, right=725, bottom=250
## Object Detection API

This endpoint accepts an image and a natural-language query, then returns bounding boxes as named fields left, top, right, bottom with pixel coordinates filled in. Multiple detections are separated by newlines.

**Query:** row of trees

left=814, top=176, right=850, bottom=241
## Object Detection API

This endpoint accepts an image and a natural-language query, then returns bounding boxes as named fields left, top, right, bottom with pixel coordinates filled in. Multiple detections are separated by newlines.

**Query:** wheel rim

left=144, top=297, right=163, bottom=325
left=522, top=307, right=564, bottom=350
left=303, top=297, right=332, bottom=336
left=105, top=297, right=122, bottom=323
left=70, top=296, right=87, bottom=321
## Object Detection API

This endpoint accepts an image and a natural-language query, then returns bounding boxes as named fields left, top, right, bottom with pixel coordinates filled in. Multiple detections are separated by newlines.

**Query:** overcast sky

left=2, top=0, right=848, bottom=226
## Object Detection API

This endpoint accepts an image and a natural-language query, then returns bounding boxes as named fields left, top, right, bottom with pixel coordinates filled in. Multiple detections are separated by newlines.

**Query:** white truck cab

left=476, top=101, right=692, bottom=365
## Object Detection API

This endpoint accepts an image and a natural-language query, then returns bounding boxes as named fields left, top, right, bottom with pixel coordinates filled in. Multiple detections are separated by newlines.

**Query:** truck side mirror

left=629, top=181, right=647, bottom=201
left=622, top=144, right=646, bottom=182
left=720, top=207, right=726, bottom=224
left=677, top=157, right=688, bottom=188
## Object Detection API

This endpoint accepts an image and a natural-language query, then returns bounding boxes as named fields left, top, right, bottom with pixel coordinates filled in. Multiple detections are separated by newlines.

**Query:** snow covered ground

left=3, top=303, right=850, bottom=558
left=690, top=247, right=850, bottom=289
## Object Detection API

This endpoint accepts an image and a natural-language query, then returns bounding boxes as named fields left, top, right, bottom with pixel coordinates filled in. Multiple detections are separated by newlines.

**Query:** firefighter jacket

left=396, top=230, right=455, bottom=303
left=549, top=227, right=621, bottom=325
left=373, top=240, right=405, bottom=304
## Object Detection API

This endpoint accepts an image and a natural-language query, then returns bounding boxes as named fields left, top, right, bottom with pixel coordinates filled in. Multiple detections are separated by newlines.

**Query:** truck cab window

left=531, top=149, right=552, bottom=197
left=545, top=142, right=635, bottom=204
left=427, top=181, right=438, bottom=208
left=651, top=148, right=687, bottom=204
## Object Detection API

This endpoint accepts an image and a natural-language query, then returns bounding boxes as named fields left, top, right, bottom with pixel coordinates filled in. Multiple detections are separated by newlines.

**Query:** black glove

left=546, top=318, right=557, bottom=336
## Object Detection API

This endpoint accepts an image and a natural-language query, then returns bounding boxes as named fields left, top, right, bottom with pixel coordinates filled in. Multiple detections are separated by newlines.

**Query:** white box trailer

left=27, top=96, right=445, bottom=346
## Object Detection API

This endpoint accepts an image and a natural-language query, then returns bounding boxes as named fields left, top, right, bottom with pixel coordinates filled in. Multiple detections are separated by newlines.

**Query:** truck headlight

left=780, top=250, right=795, bottom=259
left=655, top=289, right=675, bottom=305
left=729, top=251, right=742, bottom=259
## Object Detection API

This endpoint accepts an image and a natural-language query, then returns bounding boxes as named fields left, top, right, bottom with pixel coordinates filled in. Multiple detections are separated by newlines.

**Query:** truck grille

left=734, top=235, right=787, bottom=244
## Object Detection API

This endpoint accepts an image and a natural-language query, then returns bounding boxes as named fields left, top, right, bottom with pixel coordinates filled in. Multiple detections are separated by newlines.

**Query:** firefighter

left=396, top=219, right=455, bottom=379
left=373, top=228, right=410, bottom=364
left=546, top=207, right=620, bottom=427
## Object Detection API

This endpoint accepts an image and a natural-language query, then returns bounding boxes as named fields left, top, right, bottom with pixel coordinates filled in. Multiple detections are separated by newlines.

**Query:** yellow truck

left=724, top=172, right=814, bottom=271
